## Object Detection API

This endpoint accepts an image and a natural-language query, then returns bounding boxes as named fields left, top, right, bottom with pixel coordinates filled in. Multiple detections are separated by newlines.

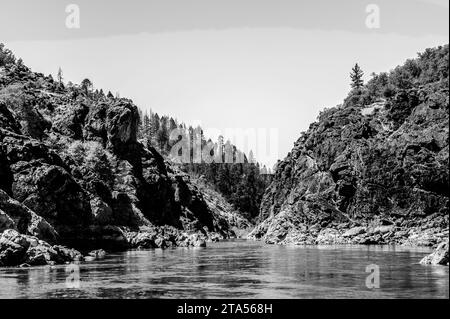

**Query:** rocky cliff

left=249, top=45, right=449, bottom=248
left=0, top=47, right=249, bottom=266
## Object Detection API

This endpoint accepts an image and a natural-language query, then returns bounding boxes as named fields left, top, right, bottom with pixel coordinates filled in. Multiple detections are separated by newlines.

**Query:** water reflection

left=0, top=240, right=448, bottom=299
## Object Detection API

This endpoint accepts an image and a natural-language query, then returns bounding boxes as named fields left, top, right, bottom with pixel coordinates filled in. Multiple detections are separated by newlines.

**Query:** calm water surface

left=0, top=240, right=448, bottom=299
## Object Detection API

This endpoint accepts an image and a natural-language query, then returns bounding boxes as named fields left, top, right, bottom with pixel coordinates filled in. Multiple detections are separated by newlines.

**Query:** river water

left=0, top=240, right=448, bottom=299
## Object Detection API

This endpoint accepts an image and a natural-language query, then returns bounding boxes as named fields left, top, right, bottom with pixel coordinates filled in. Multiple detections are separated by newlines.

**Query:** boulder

left=0, top=189, right=58, bottom=243
left=154, top=237, right=167, bottom=248
left=0, top=229, right=83, bottom=267
left=52, top=245, right=84, bottom=263
left=317, top=228, right=342, bottom=244
left=88, top=249, right=106, bottom=259
left=0, top=229, right=30, bottom=266
left=127, top=231, right=157, bottom=249
left=193, top=239, right=207, bottom=247
left=372, top=225, right=395, bottom=234
left=18, top=165, right=93, bottom=228
left=0, top=101, right=22, bottom=135
left=90, top=197, right=114, bottom=225
left=52, top=103, right=89, bottom=139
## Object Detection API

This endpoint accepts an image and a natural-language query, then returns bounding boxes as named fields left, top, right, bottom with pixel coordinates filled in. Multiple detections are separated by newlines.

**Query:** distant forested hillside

left=136, top=110, right=272, bottom=220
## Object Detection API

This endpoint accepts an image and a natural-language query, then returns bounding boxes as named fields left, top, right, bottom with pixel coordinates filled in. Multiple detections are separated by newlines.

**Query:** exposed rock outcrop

left=420, top=240, right=449, bottom=265
left=250, top=45, right=449, bottom=250
left=0, top=189, right=58, bottom=243
left=0, top=229, right=83, bottom=267
left=190, top=177, right=252, bottom=239
left=0, top=45, right=249, bottom=266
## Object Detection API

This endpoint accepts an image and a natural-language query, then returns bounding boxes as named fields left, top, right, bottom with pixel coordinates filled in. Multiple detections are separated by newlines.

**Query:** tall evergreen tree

left=169, top=118, right=178, bottom=132
left=81, top=78, right=93, bottom=94
left=57, top=67, right=63, bottom=84
left=248, top=150, right=256, bottom=164
left=143, top=111, right=151, bottom=136
left=150, top=113, right=160, bottom=147
left=158, top=116, right=170, bottom=152
left=350, top=63, right=364, bottom=89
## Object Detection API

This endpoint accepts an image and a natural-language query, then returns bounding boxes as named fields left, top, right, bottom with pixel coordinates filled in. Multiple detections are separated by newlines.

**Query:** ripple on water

left=0, top=240, right=448, bottom=299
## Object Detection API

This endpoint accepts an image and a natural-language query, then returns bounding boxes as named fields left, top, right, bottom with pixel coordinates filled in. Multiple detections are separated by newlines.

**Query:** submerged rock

left=420, top=240, right=449, bottom=266
left=87, top=249, right=106, bottom=260
left=0, top=229, right=82, bottom=267
left=193, top=239, right=207, bottom=247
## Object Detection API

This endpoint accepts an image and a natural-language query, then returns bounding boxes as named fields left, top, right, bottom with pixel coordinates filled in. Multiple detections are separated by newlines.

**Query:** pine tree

left=57, top=67, right=63, bottom=84
left=150, top=113, right=160, bottom=147
left=158, top=116, right=169, bottom=152
left=350, top=63, right=364, bottom=90
left=216, top=135, right=224, bottom=163
left=143, top=111, right=151, bottom=136
left=248, top=150, right=256, bottom=164
left=81, top=78, right=93, bottom=93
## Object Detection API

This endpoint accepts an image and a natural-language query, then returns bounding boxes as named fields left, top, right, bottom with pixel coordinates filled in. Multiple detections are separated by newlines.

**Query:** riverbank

left=247, top=213, right=449, bottom=265
left=248, top=214, right=448, bottom=247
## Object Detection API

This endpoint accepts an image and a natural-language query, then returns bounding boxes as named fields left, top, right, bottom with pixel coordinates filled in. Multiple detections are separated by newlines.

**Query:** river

left=0, top=240, right=448, bottom=299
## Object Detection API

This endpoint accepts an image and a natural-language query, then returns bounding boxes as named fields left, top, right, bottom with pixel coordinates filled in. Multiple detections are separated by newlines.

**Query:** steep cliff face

left=250, top=45, right=449, bottom=247
left=0, top=48, right=248, bottom=265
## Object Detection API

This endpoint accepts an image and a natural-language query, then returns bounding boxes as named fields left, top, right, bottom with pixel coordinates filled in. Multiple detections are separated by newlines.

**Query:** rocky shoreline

left=248, top=212, right=448, bottom=247
left=0, top=226, right=222, bottom=268
left=247, top=216, right=449, bottom=265
left=0, top=172, right=250, bottom=267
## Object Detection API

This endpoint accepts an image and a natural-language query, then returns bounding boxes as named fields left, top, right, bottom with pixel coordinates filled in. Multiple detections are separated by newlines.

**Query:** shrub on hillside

left=66, top=140, right=114, bottom=188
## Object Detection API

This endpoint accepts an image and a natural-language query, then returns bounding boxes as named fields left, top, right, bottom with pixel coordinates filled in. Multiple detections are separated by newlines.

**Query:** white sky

left=1, top=0, right=448, bottom=167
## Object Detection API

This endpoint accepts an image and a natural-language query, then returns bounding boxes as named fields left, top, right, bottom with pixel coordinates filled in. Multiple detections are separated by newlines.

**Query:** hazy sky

left=1, top=0, right=448, bottom=167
